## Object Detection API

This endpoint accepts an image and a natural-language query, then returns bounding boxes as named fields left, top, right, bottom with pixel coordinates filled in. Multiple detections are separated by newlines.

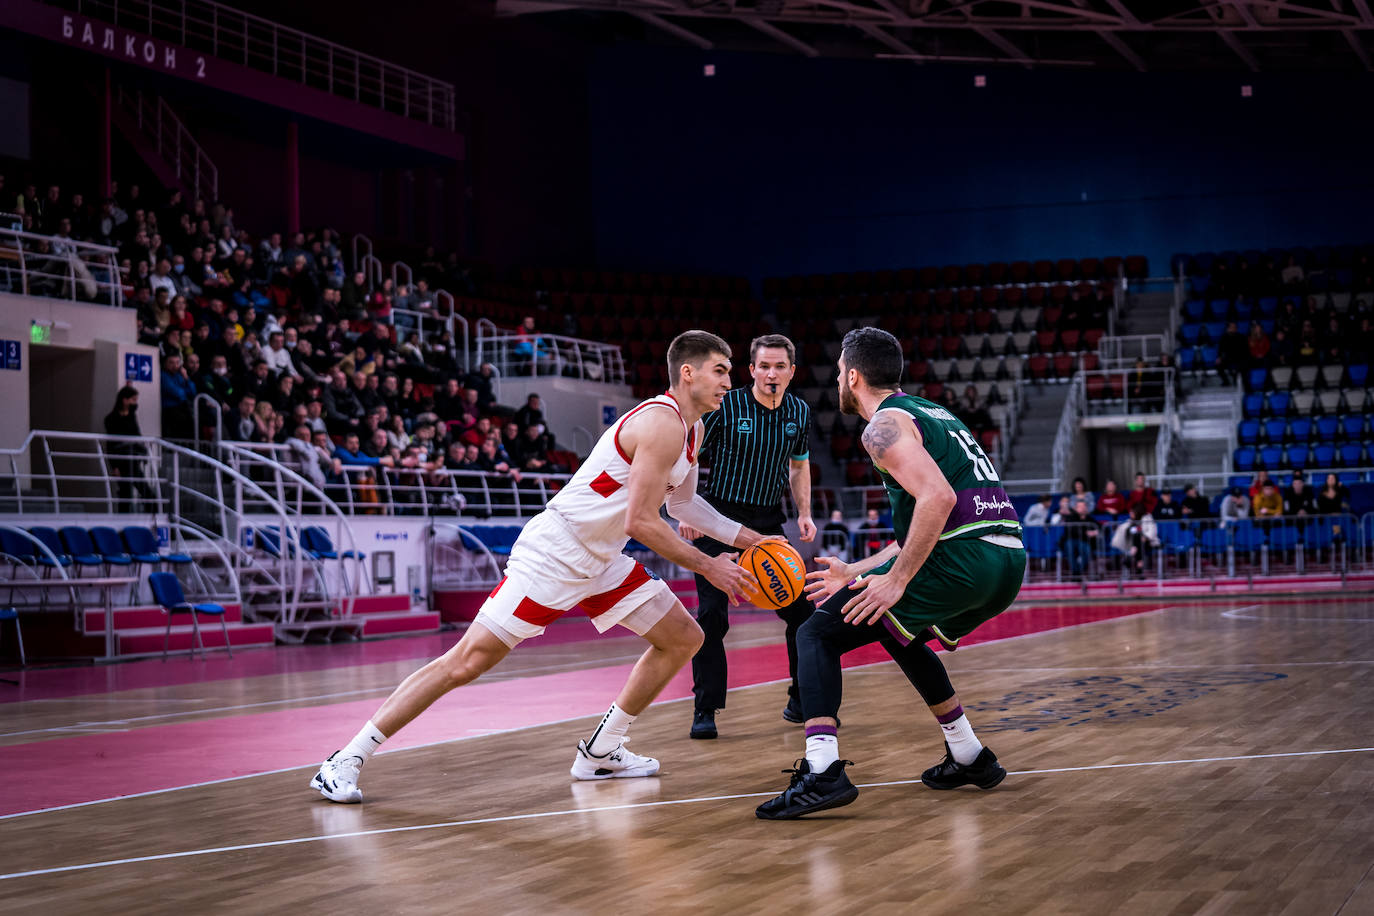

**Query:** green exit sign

left=30, top=323, right=50, bottom=345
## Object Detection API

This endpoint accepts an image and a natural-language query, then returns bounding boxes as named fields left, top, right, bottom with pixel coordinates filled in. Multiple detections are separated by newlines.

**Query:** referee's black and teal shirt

left=699, top=387, right=810, bottom=509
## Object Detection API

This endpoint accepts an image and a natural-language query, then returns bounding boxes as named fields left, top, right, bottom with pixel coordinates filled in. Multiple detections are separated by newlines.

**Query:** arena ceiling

left=492, top=0, right=1374, bottom=70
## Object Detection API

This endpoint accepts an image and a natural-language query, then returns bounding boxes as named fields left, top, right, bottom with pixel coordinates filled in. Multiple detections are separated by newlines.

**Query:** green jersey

left=871, top=392, right=1021, bottom=544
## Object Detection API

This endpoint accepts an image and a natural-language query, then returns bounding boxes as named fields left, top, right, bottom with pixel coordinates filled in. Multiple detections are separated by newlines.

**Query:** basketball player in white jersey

left=312, top=331, right=777, bottom=803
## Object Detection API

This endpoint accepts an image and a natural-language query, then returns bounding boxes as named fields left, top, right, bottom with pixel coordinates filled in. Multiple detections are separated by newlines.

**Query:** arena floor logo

left=972, top=670, right=1289, bottom=732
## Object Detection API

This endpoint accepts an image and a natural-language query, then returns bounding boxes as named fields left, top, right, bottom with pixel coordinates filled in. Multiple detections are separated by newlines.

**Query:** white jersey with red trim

left=543, top=393, right=700, bottom=564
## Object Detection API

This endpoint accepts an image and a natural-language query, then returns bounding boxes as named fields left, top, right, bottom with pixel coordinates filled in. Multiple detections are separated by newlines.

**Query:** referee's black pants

left=691, top=501, right=814, bottom=713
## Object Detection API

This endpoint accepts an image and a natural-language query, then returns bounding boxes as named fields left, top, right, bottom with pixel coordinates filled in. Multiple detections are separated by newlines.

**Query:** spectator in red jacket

left=1097, top=478, right=1127, bottom=518
left=1126, top=472, right=1158, bottom=515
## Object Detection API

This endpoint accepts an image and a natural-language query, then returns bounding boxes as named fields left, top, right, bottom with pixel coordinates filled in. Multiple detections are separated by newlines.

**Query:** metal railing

left=1078, top=366, right=1176, bottom=417
left=116, top=87, right=218, bottom=201
left=332, top=464, right=573, bottom=519
left=1049, top=372, right=1084, bottom=489
left=48, top=0, right=456, bottom=129
left=0, top=227, right=123, bottom=307
left=476, top=319, right=626, bottom=385
left=1098, top=334, right=1167, bottom=369
left=1023, top=513, right=1357, bottom=583
left=428, top=521, right=503, bottom=595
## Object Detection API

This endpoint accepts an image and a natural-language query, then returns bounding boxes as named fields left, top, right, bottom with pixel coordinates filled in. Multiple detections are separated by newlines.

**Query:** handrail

left=192, top=392, right=222, bottom=449
left=1097, top=334, right=1166, bottom=369
left=0, top=227, right=123, bottom=307
left=116, top=87, right=219, bottom=201
left=1079, top=367, right=1176, bottom=417
left=428, top=521, right=503, bottom=596
left=52, top=0, right=455, bottom=129
left=351, top=233, right=373, bottom=274
left=475, top=321, right=626, bottom=385
left=1050, top=374, right=1084, bottom=489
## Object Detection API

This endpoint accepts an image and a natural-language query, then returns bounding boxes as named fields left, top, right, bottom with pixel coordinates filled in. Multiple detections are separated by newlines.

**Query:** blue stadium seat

left=1227, top=475, right=1252, bottom=489
left=1232, top=299, right=1253, bottom=321
left=1207, top=299, right=1231, bottom=320
left=1179, top=324, right=1202, bottom=346
left=1258, top=319, right=1276, bottom=337
left=1155, top=521, right=1195, bottom=561
left=1243, top=393, right=1265, bottom=418
left=1184, top=300, right=1206, bottom=321
left=1348, top=364, right=1369, bottom=387
left=1232, top=521, right=1266, bottom=553
left=1177, top=347, right=1196, bottom=371
left=1289, top=417, right=1312, bottom=442
left=1023, top=526, right=1059, bottom=561
left=1199, top=528, right=1231, bottom=557
left=1339, top=443, right=1364, bottom=466
left=1342, top=415, right=1367, bottom=439
left=1257, top=296, right=1278, bottom=317
left=26, top=527, right=72, bottom=570
left=1198, top=344, right=1218, bottom=367
left=1263, top=418, right=1288, bottom=442
left=1286, top=445, right=1310, bottom=469
left=1259, top=445, right=1284, bottom=469
left=1203, top=321, right=1227, bottom=343
left=1268, top=391, right=1291, bottom=416
left=1238, top=418, right=1260, bottom=445
left=1316, top=416, right=1339, bottom=440
left=1312, top=443, right=1336, bottom=467
left=1304, top=520, right=1336, bottom=552
left=58, top=527, right=105, bottom=575
left=1233, top=447, right=1256, bottom=472
left=1268, top=524, right=1301, bottom=555
left=1246, top=368, right=1270, bottom=391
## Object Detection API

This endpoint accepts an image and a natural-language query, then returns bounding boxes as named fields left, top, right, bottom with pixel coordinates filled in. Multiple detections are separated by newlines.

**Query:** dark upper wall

left=586, top=46, right=1374, bottom=281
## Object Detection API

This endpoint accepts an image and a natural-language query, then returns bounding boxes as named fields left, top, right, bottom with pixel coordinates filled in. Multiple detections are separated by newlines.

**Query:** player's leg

left=688, top=535, right=730, bottom=738
left=311, top=619, right=513, bottom=803
left=775, top=592, right=814, bottom=722
left=756, top=587, right=879, bottom=820
left=572, top=564, right=703, bottom=779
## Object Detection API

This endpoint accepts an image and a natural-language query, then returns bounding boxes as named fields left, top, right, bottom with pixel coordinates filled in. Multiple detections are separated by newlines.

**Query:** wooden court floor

left=1, top=597, right=1371, bottom=914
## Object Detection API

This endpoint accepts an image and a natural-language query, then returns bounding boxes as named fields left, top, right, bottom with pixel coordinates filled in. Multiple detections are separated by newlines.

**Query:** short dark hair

left=840, top=327, right=903, bottom=389
left=750, top=334, right=796, bottom=366
left=666, top=330, right=731, bottom=384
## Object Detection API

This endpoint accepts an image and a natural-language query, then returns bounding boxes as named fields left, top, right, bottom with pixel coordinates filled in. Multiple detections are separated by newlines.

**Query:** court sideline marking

left=0, top=602, right=1191, bottom=820
left=1, top=746, right=1369, bottom=883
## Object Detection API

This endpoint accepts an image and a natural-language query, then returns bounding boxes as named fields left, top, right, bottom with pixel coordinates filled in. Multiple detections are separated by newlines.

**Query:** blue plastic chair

left=26, top=527, right=72, bottom=575
left=1198, top=344, right=1218, bottom=367
left=0, top=607, right=22, bottom=667
left=1203, top=321, right=1227, bottom=343
left=1286, top=445, right=1309, bottom=470
left=1259, top=445, right=1283, bottom=469
left=1199, top=528, right=1231, bottom=559
left=1348, top=364, right=1369, bottom=387
left=1341, top=415, right=1366, bottom=440
left=1207, top=299, right=1231, bottom=320
left=1233, top=522, right=1267, bottom=555
left=1184, top=300, right=1206, bottom=321
left=1339, top=443, right=1364, bottom=466
left=120, top=527, right=193, bottom=568
left=1247, top=368, right=1270, bottom=391
left=1289, top=418, right=1312, bottom=442
left=1233, top=447, right=1256, bottom=472
left=1243, top=393, right=1265, bottom=418
left=1316, top=416, right=1339, bottom=440
left=58, top=527, right=105, bottom=577
left=1177, top=348, right=1196, bottom=371
left=148, top=571, right=230, bottom=661
left=1268, top=524, right=1301, bottom=558
left=1267, top=391, right=1291, bottom=416
left=1263, top=418, right=1288, bottom=442
left=1312, top=443, right=1336, bottom=467
left=0, top=529, right=36, bottom=568
left=1237, top=419, right=1260, bottom=445
left=1179, top=324, right=1202, bottom=346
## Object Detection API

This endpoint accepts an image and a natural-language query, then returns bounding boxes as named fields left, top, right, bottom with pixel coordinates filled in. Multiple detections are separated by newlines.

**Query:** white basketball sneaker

left=311, top=750, right=364, bottom=803
left=570, top=738, right=661, bottom=780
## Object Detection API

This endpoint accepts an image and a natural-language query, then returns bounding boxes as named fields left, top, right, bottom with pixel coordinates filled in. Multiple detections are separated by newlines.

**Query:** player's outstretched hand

left=703, top=552, right=751, bottom=606
left=804, top=555, right=852, bottom=606
left=840, top=572, right=905, bottom=626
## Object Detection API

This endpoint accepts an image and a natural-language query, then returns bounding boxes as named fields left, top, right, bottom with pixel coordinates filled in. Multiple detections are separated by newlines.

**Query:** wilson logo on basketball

left=759, top=559, right=788, bottom=603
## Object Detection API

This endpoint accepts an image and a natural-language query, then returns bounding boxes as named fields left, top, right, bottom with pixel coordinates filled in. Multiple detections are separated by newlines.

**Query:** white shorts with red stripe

left=473, top=512, right=679, bottom=647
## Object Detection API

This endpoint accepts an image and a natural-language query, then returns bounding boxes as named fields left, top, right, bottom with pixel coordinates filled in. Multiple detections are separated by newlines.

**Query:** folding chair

left=148, top=571, right=231, bottom=661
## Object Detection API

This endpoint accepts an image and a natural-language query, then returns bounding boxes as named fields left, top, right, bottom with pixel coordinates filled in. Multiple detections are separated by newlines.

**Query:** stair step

left=114, top=621, right=276, bottom=655
left=358, top=610, right=442, bottom=638
left=83, top=603, right=243, bottom=633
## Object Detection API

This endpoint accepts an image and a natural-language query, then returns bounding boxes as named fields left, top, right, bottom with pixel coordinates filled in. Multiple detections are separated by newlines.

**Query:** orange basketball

left=739, top=541, right=806, bottom=609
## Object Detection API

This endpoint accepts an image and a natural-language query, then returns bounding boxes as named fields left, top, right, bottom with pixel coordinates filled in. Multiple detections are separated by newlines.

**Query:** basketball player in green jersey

left=757, top=326, right=1026, bottom=820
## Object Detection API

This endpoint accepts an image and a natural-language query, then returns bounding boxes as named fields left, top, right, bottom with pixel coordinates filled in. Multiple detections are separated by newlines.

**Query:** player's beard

left=838, top=372, right=860, bottom=415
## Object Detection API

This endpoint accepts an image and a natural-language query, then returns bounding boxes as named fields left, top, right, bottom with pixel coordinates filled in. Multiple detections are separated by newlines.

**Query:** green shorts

left=865, top=536, right=1026, bottom=645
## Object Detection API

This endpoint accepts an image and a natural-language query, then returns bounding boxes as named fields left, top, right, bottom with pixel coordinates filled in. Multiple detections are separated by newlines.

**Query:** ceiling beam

left=1353, top=0, right=1374, bottom=23
left=974, top=26, right=1035, bottom=67
left=1219, top=29, right=1260, bottom=69
left=1094, top=28, right=1146, bottom=69
left=855, top=21, right=923, bottom=59
left=632, top=11, right=715, bottom=48
left=741, top=17, right=820, bottom=56
left=1344, top=28, right=1373, bottom=67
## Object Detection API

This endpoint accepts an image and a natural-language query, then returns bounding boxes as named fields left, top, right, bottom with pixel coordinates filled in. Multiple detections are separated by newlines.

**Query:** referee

left=679, top=334, right=816, bottom=739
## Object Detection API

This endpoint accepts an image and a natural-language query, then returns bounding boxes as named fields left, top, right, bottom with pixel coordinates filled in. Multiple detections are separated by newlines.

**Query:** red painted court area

left=0, top=601, right=1161, bottom=817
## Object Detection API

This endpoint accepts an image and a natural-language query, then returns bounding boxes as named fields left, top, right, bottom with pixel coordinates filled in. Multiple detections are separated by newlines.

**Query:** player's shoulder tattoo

left=861, top=412, right=904, bottom=461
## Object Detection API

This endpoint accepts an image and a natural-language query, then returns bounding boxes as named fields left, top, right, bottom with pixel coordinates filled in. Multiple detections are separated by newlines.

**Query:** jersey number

left=948, top=429, right=999, bottom=482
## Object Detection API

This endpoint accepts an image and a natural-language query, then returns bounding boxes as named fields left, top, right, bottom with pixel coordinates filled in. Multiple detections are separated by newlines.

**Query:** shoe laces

left=331, top=753, right=362, bottom=779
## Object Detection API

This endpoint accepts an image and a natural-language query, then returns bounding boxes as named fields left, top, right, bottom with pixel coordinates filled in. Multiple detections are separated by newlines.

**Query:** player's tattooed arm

left=860, top=412, right=904, bottom=463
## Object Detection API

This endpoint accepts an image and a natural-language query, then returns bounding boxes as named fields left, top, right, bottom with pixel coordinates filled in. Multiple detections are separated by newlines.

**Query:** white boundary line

left=1, top=746, right=1370, bottom=882
left=0, top=601, right=1192, bottom=821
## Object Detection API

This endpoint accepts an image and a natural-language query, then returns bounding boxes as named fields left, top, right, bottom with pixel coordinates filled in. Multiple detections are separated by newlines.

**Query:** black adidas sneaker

left=920, top=742, right=1006, bottom=790
left=755, top=759, right=859, bottom=820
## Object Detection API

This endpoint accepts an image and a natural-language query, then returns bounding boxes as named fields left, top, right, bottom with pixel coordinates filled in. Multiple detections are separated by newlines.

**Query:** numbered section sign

left=0, top=339, right=20, bottom=371
left=124, top=352, right=153, bottom=382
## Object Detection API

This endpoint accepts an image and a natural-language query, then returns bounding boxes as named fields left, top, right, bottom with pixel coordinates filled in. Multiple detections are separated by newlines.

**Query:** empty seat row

left=0, top=526, right=190, bottom=575
left=1242, top=389, right=1374, bottom=418
left=1238, top=415, right=1374, bottom=445
left=1233, top=442, right=1372, bottom=471
left=764, top=255, right=1144, bottom=299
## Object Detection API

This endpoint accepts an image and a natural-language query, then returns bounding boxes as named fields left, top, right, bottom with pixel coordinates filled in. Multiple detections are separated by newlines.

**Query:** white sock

left=341, top=720, right=387, bottom=764
left=586, top=703, right=635, bottom=756
left=941, top=713, right=982, bottom=765
left=805, top=733, right=839, bottom=772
